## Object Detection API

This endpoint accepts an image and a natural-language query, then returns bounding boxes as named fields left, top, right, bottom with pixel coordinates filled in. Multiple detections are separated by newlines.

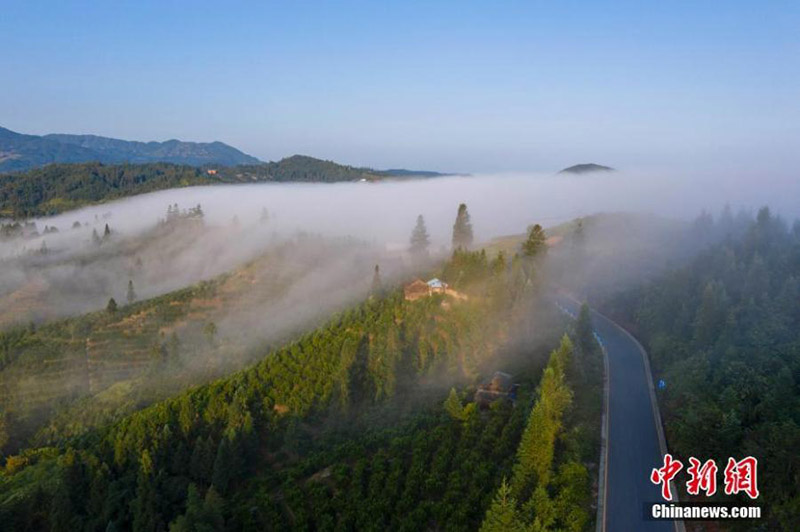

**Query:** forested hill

left=0, top=127, right=259, bottom=172
left=558, top=163, right=614, bottom=175
left=0, top=156, right=450, bottom=217
left=0, top=246, right=602, bottom=531
left=0, top=163, right=215, bottom=217
left=604, top=207, right=800, bottom=529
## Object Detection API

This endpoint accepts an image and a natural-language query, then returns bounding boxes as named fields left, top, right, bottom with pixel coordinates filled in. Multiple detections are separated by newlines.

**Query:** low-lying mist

left=10, top=168, right=800, bottom=252
left=2, top=167, right=796, bottom=450
left=0, top=169, right=796, bottom=327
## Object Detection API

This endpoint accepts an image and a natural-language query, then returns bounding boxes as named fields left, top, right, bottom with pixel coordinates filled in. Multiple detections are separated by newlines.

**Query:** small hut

left=427, top=278, right=448, bottom=294
left=404, top=279, right=431, bottom=301
left=474, top=371, right=518, bottom=408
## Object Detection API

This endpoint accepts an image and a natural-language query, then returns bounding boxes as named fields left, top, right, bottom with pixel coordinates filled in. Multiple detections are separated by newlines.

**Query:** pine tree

left=190, top=437, right=213, bottom=483
left=511, top=336, right=573, bottom=498
left=452, top=203, right=474, bottom=249
left=103, top=223, right=111, bottom=240
left=92, top=228, right=102, bottom=246
left=203, top=486, right=225, bottom=531
left=444, top=388, right=466, bottom=421
left=480, top=478, right=524, bottom=532
left=409, top=214, right=431, bottom=258
left=212, top=437, right=232, bottom=493
left=131, top=454, right=161, bottom=532
left=184, top=483, right=204, bottom=527
left=106, top=298, right=118, bottom=313
left=553, top=461, right=590, bottom=532
left=522, top=224, right=546, bottom=258
left=126, top=280, right=137, bottom=304
left=526, top=485, right=556, bottom=530
left=371, top=264, right=383, bottom=296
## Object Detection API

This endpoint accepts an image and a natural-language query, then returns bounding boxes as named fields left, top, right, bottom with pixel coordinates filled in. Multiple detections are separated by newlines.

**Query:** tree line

left=481, top=332, right=596, bottom=532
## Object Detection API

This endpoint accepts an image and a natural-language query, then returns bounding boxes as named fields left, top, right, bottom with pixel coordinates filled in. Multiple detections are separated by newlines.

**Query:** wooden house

left=404, top=279, right=431, bottom=301
left=474, top=371, right=518, bottom=408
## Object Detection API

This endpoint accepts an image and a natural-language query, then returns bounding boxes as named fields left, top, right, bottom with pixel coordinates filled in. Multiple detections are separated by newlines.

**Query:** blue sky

left=1, top=1, right=798, bottom=173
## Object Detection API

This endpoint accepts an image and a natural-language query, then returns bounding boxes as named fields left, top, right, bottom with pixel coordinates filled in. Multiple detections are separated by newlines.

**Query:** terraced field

left=0, top=236, right=380, bottom=453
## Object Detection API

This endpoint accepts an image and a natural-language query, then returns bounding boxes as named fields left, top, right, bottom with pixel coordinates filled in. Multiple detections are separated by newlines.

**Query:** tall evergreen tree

left=131, top=453, right=161, bottom=532
left=190, top=436, right=214, bottom=483
left=212, top=437, right=232, bottom=494
left=480, top=479, right=524, bottom=532
left=106, top=298, right=118, bottom=313
left=522, top=224, right=546, bottom=258
left=444, top=388, right=466, bottom=421
left=202, top=487, right=225, bottom=531
left=185, top=483, right=204, bottom=522
left=409, top=214, right=431, bottom=258
left=371, top=264, right=383, bottom=296
left=452, top=204, right=474, bottom=249
left=127, top=280, right=137, bottom=304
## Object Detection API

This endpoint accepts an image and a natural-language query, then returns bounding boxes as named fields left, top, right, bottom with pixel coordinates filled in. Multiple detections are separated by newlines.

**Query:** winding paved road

left=556, top=296, right=681, bottom=532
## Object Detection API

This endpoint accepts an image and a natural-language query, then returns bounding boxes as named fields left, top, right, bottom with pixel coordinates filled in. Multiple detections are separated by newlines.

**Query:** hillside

left=0, top=244, right=604, bottom=531
left=0, top=156, right=452, bottom=218
left=228, top=154, right=384, bottom=183
left=601, top=208, right=800, bottom=529
left=0, top=162, right=215, bottom=217
left=0, top=126, right=259, bottom=172
left=0, top=232, right=383, bottom=453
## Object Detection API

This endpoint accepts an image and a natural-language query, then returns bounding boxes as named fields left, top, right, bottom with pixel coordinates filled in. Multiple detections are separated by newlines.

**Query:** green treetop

left=452, top=203, right=474, bottom=250
left=410, top=214, right=431, bottom=258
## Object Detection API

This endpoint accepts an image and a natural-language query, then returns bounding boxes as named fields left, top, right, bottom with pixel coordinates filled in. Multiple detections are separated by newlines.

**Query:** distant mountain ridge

left=0, top=126, right=260, bottom=171
left=0, top=126, right=451, bottom=180
left=558, top=163, right=615, bottom=174
left=0, top=127, right=104, bottom=172
left=44, top=133, right=261, bottom=166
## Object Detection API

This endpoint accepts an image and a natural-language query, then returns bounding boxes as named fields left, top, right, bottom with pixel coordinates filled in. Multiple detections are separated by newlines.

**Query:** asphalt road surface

left=557, top=296, right=678, bottom=532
